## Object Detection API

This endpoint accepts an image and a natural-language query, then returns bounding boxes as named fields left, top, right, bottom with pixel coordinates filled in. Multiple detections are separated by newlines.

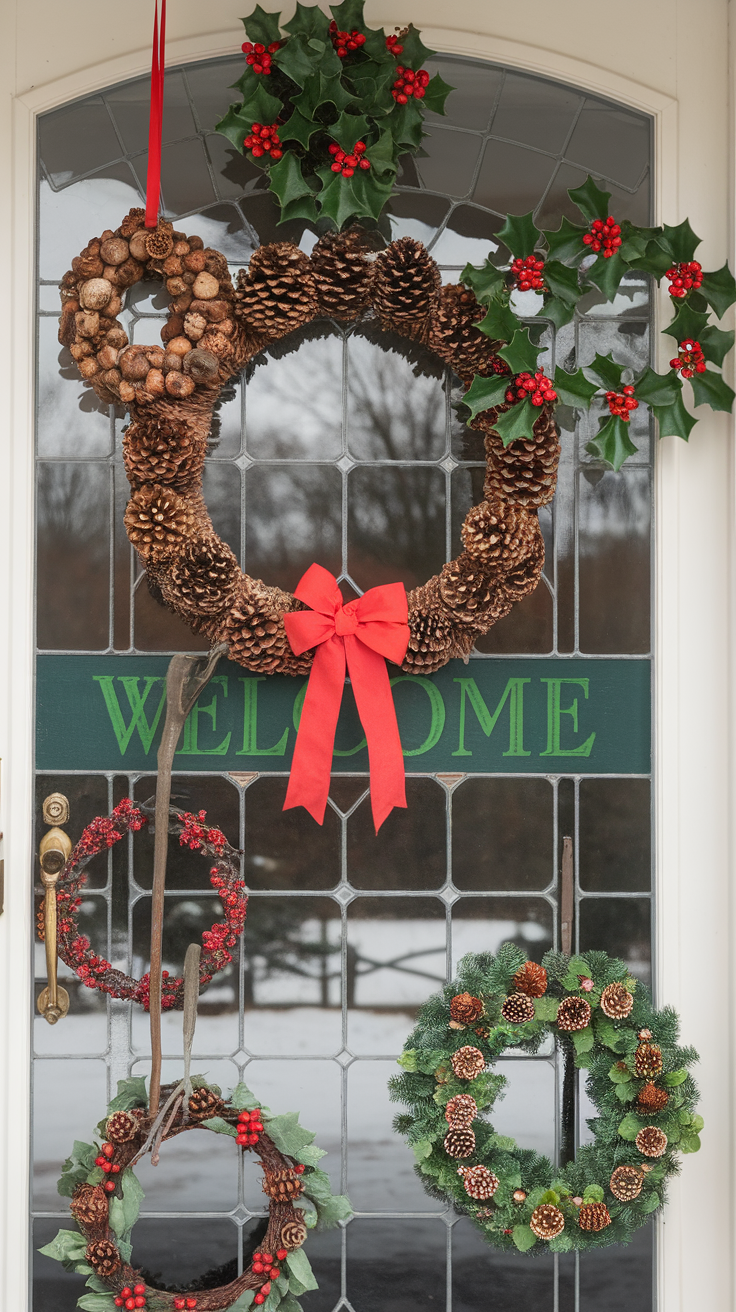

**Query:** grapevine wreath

left=389, top=945, right=702, bottom=1253
left=40, top=1074, right=350, bottom=1312
left=36, top=798, right=248, bottom=1010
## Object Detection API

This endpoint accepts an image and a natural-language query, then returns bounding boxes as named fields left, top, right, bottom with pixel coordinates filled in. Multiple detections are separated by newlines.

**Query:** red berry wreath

left=36, top=798, right=247, bottom=1009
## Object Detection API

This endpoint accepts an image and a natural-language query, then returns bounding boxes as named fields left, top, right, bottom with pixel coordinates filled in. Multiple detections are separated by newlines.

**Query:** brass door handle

left=37, top=818, right=73, bottom=1024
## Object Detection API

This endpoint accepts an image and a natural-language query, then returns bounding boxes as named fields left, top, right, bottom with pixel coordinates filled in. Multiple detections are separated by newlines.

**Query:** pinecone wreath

left=235, top=243, right=318, bottom=348
left=162, top=535, right=241, bottom=628
left=479, top=406, right=560, bottom=508
left=444, top=1127, right=476, bottom=1159
left=372, top=236, right=441, bottom=343
left=429, top=283, right=499, bottom=382
left=310, top=227, right=374, bottom=320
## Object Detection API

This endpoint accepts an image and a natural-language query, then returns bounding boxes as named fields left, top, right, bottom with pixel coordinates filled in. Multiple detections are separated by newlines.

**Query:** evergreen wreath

left=36, top=799, right=248, bottom=1010
left=39, top=1074, right=351, bottom=1312
left=389, top=946, right=702, bottom=1253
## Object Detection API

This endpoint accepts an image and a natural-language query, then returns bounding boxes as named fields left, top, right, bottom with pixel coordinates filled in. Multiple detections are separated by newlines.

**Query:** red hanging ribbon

left=145, top=0, right=166, bottom=228
left=283, top=564, right=410, bottom=832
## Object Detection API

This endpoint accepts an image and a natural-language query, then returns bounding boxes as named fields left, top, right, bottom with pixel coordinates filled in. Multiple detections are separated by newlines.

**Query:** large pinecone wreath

left=60, top=211, right=557, bottom=675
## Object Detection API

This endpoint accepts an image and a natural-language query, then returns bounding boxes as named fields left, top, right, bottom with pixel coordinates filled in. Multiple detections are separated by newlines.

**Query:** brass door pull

left=37, top=811, right=73, bottom=1024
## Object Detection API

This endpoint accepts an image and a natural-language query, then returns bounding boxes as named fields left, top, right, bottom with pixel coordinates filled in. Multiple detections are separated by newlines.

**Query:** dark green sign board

left=36, top=655, right=650, bottom=775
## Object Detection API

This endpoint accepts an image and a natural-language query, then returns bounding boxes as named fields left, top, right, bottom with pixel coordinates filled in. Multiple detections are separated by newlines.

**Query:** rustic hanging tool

left=148, top=644, right=227, bottom=1116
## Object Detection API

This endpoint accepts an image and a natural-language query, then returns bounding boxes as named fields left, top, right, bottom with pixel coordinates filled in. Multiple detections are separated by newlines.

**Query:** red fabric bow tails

left=283, top=564, right=410, bottom=831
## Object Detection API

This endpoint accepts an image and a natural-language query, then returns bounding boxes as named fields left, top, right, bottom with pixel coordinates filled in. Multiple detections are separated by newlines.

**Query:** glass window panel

left=184, top=59, right=248, bottom=132
left=346, top=778, right=446, bottom=890
left=37, top=462, right=110, bottom=650
left=475, top=580, right=554, bottom=654
left=578, top=468, right=651, bottom=654
left=35, top=1220, right=88, bottom=1312
left=202, top=460, right=242, bottom=558
left=33, top=1059, right=108, bottom=1207
left=347, top=1219, right=448, bottom=1310
left=244, top=778, right=340, bottom=890
left=118, top=1216, right=239, bottom=1292
left=39, top=168, right=143, bottom=280
left=348, top=466, right=446, bottom=591
left=131, top=775, right=240, bottom=890
left=188, top=202, right=259, bottom=259
left=38, top=318, right=112, bottom=458
left=348, top=1061, right=440, bottom=1211
left=131, top=897, right=240, bottom=1018
left=578, top=897, right=651, bottom=984
left=347, top=332, right=446, bottom=460
left=452, top=779, right=554, bottom=891
left=204, top=131, right=263, bottom=202
left=579, top=1223, right=654, bottom=1312
left=347, top=897, right=446, bottom=1013
left=425, top=57, right=504, bottom=132
left=134, top=573, right=210, bottom=651
left=565, top=99, right=651, bottom=190
left=430, top=205, right=503, bottom=265
left=579, top=778, right=651, bottom=891
left=452, top=1217, right=555, bottom=1312
left=133, top=1129, right=239, bottom=1211
left=451, top=897, right=554, bottom=971
left=240, top=1059, right=342, bottom=1204
left=240, top=895, right=341, bottom=1021
left=245, top=464, right=342, bottom=590
left=473, top=139, right=558, bottom=215
left=490, top=72, right=583, bottom=155
left=39, top=98, right=121, bottom=185
left=487, top=1059, right=556, bottom=1157
left=105, top=72, right=196, bottom=154
left=415, top=127, right=483, bottom=197
left=386, top=191, right=452, bottom=245
left=535, top=161, right=650, bottom=229
left=246, top=326, right=343, bottom=459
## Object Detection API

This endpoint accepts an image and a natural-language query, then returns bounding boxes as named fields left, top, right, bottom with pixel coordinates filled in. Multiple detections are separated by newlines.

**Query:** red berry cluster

left=252, top=1247, right=288, bottom=1304
left=385, top=31, right=405, bottom=55
left=114, top=1283, right=147, bottom=1309
left=236, top=1107, right=265, bottom=1146
left=605, top=385, right=638, bottom=419
left=75, top=798, right=146, bottom=858
left=243, top=122, right=283, bottom=161
left=173, top=1298, right=198, bottom=1310
left=670, top=338, right=707, bottom=378
left=328, top=20, right=366, bottom=56
left=505, top=371, right=557, bottom=407
left=328, top=141, right=370, bottom=177
left=665, top=261, right=702, bottom=298
left=241, top=41, right=281, bottom=74
left=489, top=354, right=512, bottom=377
left=392, top=67, right=430, bottom=102
left=582, top=216, right=622, bottom=259
left=510, top=255, right=546, bottom=292
left=94, top=1141, right=122, bottom=1191
left=179, top=810, right=227, bottom=854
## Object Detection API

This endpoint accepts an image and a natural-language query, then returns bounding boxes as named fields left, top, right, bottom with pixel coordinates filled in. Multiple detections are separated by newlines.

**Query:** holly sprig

left=460, top=176, right=736, bottom=469
left=215, top=1, right=453, bottom=227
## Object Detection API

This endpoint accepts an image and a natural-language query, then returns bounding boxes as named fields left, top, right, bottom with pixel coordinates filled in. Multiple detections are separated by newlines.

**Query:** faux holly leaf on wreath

left=215, top=0, right=453, bottom=226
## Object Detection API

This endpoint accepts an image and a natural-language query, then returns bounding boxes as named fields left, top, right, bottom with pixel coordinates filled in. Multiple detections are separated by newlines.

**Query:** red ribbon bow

left=283, top=564, right=410, bottom=832
left=145, top=0, right=166, bottom=228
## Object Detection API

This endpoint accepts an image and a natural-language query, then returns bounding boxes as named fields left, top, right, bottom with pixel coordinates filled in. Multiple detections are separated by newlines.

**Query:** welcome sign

left=36, top=655, right=650, bottom=775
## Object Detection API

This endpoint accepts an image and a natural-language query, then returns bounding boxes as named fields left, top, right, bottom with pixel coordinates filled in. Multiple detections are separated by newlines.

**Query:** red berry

left=121, top=1290, right=132, bottom=1299
left=133, top=1291, right=146, bottom=1299
left=270, top=1268, right=280, bottom=1278
left=261, top=1283, right=272, bottom=1296
left=186, top=1302, right=197, bottom=1310
left=262, top=1254, right=272, bottom=1264
left=242, top=42, right=253, bottom=52
left=111, top=1163, right=121, bottom=1173
left=95, top=1156, right=106, bottom=1167
left=126, top=1301, right=136, bottom=1311
left=253, top=1263, right=264, bottom=1274
left=294, top=1163, right=305, bottom=1174
left=254, top=1298, right=265, bottom=1306
left=135, top=1300, right=146, bottom=1309
left=105, top=1180, right=116, bottom=1192
left=102, top=1143, right=114, bottom=1157
left=277, top=1249, right=288, bottom=1261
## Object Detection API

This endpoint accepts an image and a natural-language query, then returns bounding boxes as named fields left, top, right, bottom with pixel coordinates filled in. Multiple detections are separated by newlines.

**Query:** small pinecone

left=438, top=554, right=511, bottom=625
left=264, top=1169, right=304, bottom=1201
left=499, top=517, right=545, bottom=602
left=310, top=227, right=373, bottom=320
left=501, top=993, right=536, bottom=1024
left=280, top=1215, right=308, bottom=1250
left=460, top=498, right=536, bottom=575
left=512, top=961, right=548, bottom=998
left=105, top=1110, right=140, bottom=1144
left=637, top=1082, right=669, bottom=1114
left=444, top=1127, right=476, bottom=1159
left=70, top=1184, right=109, bottom=1229
left=450, top=992, right=483, bottom=1024
left=556, top=996, right=592, bottom=1032
left=458, top=1164, right=499, bottom=1201
left=445, top=1094, right=478, bottom=1127
left=124, top=484, right=199, bottom=560
left=164, top=535, right=241, bottom=621
left=123, top=416, right=203, bottom=492
left=609, top=1165, right=643, bottom=1201
left=599, top=982, right=634, bottom=1020
left=481, top=407, right=560, bottom=508
left=529, top=1204, right=565, bottom=1240
left=188, top=1087, right=224, bottom=1120
left=404, top=580, right=474, bottom=672
left=120, top=208, right=146, bottom=238
left=235, top=243, right=318, bottom=344
left=450, top=1046, right=486, bottom=1080
left=429, top=284, right=490, bottom=381
left=634, top=1043, right=663, bottom=1078
left=145, top=220, right=174, bottom=260
left=635, top=1126, right=668, bottom=1158
left=225, top=578, right=309, bottom=676
left=372, top=237, right=441, bottom=343
left=85, top=1239, right=121, bottom=1276
left=578, top=1202, right=611, bottom=1232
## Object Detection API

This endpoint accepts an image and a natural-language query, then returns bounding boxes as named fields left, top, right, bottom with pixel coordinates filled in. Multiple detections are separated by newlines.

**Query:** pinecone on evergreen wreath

left=635, top=1126, right=668, bottom=1158
left=310, top=227, right=373, bottom=320
left=372, top=237, right=441, bottom=343
left=187, top=1087, right=224, bottom=1120
left=637, top=1082, right=670, bottom=1113
left=445, top=1094, right=478, bottom=1127
left=512, top=961, right=548, bottom=997
left=501, top=993, right=536, bottom=1023
left=444, top=1127, right=476, bottom=1158
left=599, top=982, right=634, bottom=1019
left=577, top=1202, right=611, bottom=1232
left=235, top=243, right=318, bottom=345
left=450, top=992, right=484, bottom=1024
left=529, top=1204, right=565, bottom=1239
left=450, top=1046, right=486, bottom=1080
left=634, top=1042, right=663, bottom=1078
left=609, top=1164, right=643, bottom=1201
left=458, top=1164, right=499, bottom=1200
left=556, top=995, right=592, bottom=1032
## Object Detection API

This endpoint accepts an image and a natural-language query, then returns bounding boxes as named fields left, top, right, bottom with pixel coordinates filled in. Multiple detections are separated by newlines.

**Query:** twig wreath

left=36, top=799, right=247, bottom=1010
left=389, top=946, right=702, bottom=1253
left=40, top=1074, right=350, bottom=1312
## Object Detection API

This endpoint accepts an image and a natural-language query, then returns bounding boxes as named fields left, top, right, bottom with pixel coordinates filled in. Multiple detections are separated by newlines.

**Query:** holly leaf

left=494, top=397, right=537, bottom=447
left=108, top=1076, right=148, bottom=1112
left=661, top=218, right=701, bottom=264
left=497, top=211, right=540, bottom=260
left=634, top=366, right=682, bottom=407
left=330, top=110, right=371, bottom=151
left=239, top=81, right=283, bottom=128
left=584, top=352, right=624, bottom=392
left=280, top=108, right=320, bottom=150
left=617, top=1111, right=645, bottom=1141
left=242, top=5, right=283, bottom=46
left=585, top=250, right=628, bottom=302
left=293, top=71, right=355, bottom=118
left=498, top=328, right=539, bottom=375
left=279, top=192, right=319, bottom=225
left=662, top=301, right=710, bottom=345
left=461, top=258, right=504, bottom=305
left=317, top=163, right=395, bottom=223
left=388, top=98, right=425, bottom=150
left=399, top=24, right=436, bottom=67
left=301, top=1166, right=352, bottom=1226
left=542, top=296, right=576, bottom=330
left=544, top=216, right=587, bottom=263
left=586, top=416, right=638, bottom=470
left=202, top=1116, right=238, bottom=1136
left=285, top=1247, right=319, bottom=1292
left=231, top=1082, right=270, bottom=1112
left=329, top=0, right=366, bottom=30
left=650, top=393, right=698, bottom=441
left=346, top=59, right=396, bottom=113
left=272, top=36, right=324, bottom=87
left=630, top=237, right=674, bottom=279
left=698, top=324, right=735, bottom=367
left=461, top=373, right=509, bottom=419
left=700, top=263, right=736, bottom=318
left=422, top=73, right=454, bottom=116
left=283, top=3, right=331, bottom=39
left=268, top=152, right=315, bottom=212
left=568, top=175, right=611, bottom=223
left=215, top=102, right=260, bottom=151
left=477, top=298, right=519, bottom=342
left=544, top=259, right=580, bottom=305
left=512, top=1225, right=537, bottom=1252
left=688, top=367, right=736, bottom=413
left=553, top=365, right=599, bottom=409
